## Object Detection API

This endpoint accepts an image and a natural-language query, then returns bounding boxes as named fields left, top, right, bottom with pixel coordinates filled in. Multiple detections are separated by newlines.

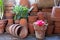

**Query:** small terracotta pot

left=5, top=12, right=14, bottom=19
left=20, top=0, right=30, bottom=8
left=31, top=3, right=38, bottom=12
left=37, top=12, right=45, bottom=20
left=28, top=16, right=37, bottom=23
left=7, top=19, right=14, bottom=25
left=28, top=23, right=34, bottom=34
left=15, top=20, right=20, bottom=24
left=0, top=20, right=7, bottom=34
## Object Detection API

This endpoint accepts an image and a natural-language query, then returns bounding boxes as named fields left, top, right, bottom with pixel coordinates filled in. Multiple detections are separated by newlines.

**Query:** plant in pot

left=0, top=0, right=7, bottom=34
left=13, top=5, right=21, bottom=24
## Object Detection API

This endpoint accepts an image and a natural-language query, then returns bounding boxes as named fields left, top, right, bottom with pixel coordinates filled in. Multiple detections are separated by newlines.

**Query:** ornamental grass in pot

left=0, top=0, right=7, bottom=34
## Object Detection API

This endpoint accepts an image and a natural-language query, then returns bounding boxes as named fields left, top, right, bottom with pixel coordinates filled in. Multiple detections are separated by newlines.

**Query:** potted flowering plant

left=33, top=20, right=48, bottom=39
left=0, top=0, right=7, bottom=34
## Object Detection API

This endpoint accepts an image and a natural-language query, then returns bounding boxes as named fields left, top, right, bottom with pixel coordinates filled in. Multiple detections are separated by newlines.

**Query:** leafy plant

left=0, top=0, right=4, bottom=20
left=13, top=5, right=28, bottom=20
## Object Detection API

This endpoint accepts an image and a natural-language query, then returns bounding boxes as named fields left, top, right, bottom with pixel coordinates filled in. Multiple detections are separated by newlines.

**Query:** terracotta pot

left=46, top=25, right=54, bottom=35
left=28, top=23, right=34, bottom=34
left=0, top=20, right=7, bottom=34
left=20, top=0, right=30, bottom=8
left=15, top=20, right=20, bottom=24
left=5, top=12, right=14, bottom=19
left=7, top=19, right=14, bottom=25
left=19, top=27, right=28, bottom=38
left=31, top=3, right=38, bottom=12
left=28, top=16, right=37, bottom=23
left=19, top=18, right=28, bottom=38
left=37, top=12, right=45, bottom=20
left=54, top=28, right=60, bottom=34
left=33, top=23, right=47, bottom=39
left=51, top=7, right=60, bottom=21
left=19, top=18, right=28, bottom=27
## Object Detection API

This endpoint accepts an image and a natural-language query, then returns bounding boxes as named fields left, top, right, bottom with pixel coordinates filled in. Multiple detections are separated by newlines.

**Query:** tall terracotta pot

left=20, top=0, right=30, bottom=8
left=19, top=18, right=28, bottom=38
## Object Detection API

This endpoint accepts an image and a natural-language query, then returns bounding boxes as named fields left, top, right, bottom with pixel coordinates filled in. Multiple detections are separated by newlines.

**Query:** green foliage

left=0, top=0, right=4, bottom=20
left=13, top=5, right=28, bottom=20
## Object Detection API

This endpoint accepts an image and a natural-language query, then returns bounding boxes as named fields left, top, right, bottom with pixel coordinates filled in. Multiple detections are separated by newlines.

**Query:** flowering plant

left=34, top=20, right=47, bottom=27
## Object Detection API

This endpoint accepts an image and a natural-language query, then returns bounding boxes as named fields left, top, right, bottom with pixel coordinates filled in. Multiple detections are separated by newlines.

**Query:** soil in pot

left=20, top=0, right=30, bottom=8
left=0, top=20, right=7, bottom=34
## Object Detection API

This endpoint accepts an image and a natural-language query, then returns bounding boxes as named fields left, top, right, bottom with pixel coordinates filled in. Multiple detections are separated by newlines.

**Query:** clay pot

left=0, top=20, right=7, bottom=34
left=28, top=23, right=34, bottom=34
left=37, top=12, right=45, bottom=20
left=7, top=19, right=14, bottom=25
left=15, top=20, right=20, bottom=24
left=31, top=3, right=38, bottom=12
left=20, top=0, right=30, bottom=8
left=5, top=12, right=14, bottom=19
left=19, top=18, right=28, bottom=27
left=46, top=25, right=54, bottom=35
left=28, top=16, right=37, bottom=23
left=19, top=18, right=28, bottom=38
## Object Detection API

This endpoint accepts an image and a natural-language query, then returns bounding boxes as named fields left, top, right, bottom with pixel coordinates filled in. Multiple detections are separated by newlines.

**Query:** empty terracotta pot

left=37, top=12, right=45, bottom=20
left=28, top=16, right=37, bottom=23
left=0, top=20, right=7, bottom=34
left=28, top=23, right=34, bottom=34
left=20, top=0, right=30, bottom=8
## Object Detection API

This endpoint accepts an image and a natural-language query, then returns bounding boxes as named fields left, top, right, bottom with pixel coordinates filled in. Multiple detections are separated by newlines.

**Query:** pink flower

left=36, top=20, right=45, bottom=26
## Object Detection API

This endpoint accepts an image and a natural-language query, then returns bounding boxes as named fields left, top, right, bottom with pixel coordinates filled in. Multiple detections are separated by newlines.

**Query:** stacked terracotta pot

left=45, top=12, right=54, bottom=35
left=28, top=16, right=37, bottom=34
left=51, top=7, right=60, bottom=34
left=4, top=0, right=15, bottom=25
